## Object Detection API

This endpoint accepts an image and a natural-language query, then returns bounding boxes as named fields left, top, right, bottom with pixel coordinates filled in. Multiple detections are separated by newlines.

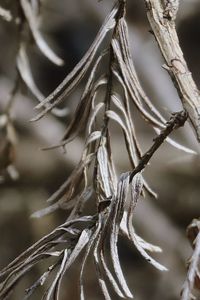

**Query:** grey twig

left=129, top=110, right=188, bottom=182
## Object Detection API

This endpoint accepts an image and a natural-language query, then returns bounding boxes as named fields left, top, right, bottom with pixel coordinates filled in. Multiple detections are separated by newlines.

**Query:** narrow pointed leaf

left=20, top=0, right=64, bottom=66
left=33, top=4, right=118, bottom=120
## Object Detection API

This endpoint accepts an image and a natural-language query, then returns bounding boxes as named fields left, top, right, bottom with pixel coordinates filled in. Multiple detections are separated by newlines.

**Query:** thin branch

left=129, top=110, right=188, bottom=182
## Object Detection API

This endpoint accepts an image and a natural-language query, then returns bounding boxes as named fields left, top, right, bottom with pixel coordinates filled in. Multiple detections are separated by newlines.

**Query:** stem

left=100, top=0, right=126, bottom=139
left=144, top=0, right=200, bottom=142
left=129, top=110, right=188, bottom=182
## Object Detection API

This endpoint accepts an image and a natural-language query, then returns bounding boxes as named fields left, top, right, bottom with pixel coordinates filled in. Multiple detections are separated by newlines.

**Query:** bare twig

left=144, top=0, right=200, bottom=142
left=129, top=110, right=188, bottom=182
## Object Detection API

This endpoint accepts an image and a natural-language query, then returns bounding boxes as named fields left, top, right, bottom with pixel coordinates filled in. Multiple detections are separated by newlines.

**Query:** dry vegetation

left=0, top=1, right=200, bottom=299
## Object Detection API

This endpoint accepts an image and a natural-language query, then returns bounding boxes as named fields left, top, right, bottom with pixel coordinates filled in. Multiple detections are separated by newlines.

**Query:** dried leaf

left=43, top=250, right=68, bottom=300
left=47, top=154, right=94, bottom=209
left=110, top=173, right=133, bottom=299
left=0, top=216, right=93, bottom=279
left=41, top=75, right=107, bottom=151
left=23, top=265, right=55, bottom=299
left=17, top=43, right=68, bottom=117
left=106, top=110, right=127, bottom=133
left=154, top=127, right=197, bottom=155
left=61, top=75, right=107, bottom=144
left=112, top=72, right=157, bottom=198
left=86, top=131, right=102, bottom=146
left=99, top=249, right=125, bottom=298
left=17, top=43, right=44, bottom=102
left=47, top=229, right=91, bottom=300
left=129, top=232, right=167, bottom=271
left=111, top=95, right=139, bottom=165
left=32, top=5, right=118, bottom=120
left=20, top=0, right=64, bottom=66
left=97, top=145, right=112, bottom=199
left=133, top=234, right=162, bottom=253
left=118, top=18, right=167, bottom=124
left=93, top=218, right=113, bottom=300
left=31, top=203, right=59, bottom=219
left=88, top=102, right=105, bottom=134
left=112, top=38, right=165, bottom=129
left=106, top=109, right=139, bottom=171
left=124, top=174, right=167, bottom=271
left=0, top=251, right=62, bottom=299
left=80, top=224, right=101, bottom=300
left=113, top=69, right=142, bottom=158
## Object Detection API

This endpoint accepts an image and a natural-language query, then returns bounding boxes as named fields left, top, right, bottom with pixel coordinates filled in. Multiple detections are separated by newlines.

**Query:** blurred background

left=0, top=0, right=200, bottom=299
